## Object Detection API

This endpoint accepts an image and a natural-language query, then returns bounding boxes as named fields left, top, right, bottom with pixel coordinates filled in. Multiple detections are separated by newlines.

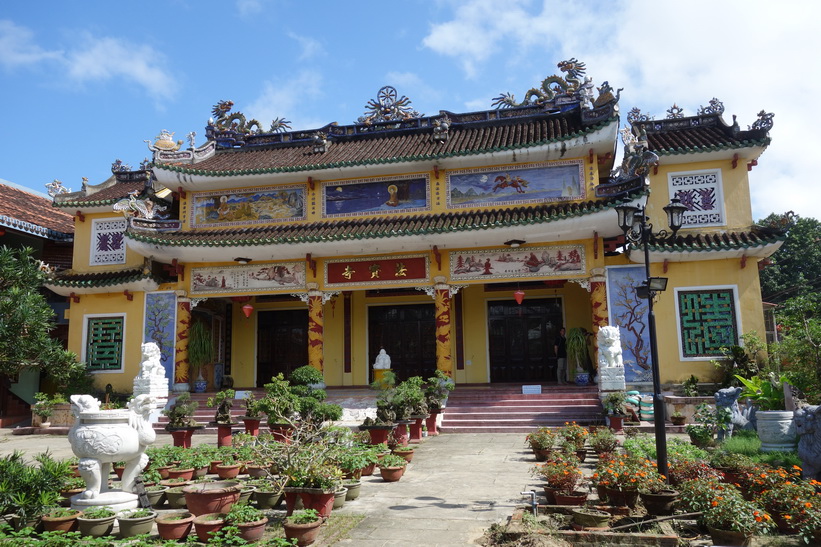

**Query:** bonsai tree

left=162, top=392, right=199, bottom=429
left=31, top=392, right=61, bottom=423
left=424, top=370, right=455, bottom=411
left=290, top=365, right=325, bottom=387
left=207, top=389, right=236, bottom=425
left=241, top=391, right=266, bottom=419
left=602, top=391, right=627, bottom=416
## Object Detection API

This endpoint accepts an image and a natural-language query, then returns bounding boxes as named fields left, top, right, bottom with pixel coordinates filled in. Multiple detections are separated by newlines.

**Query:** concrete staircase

left=439, top=384, right=604, bottom=433
left=153, top=389, right=268, bottom=435
left=0, top=389, right=32, bottom=428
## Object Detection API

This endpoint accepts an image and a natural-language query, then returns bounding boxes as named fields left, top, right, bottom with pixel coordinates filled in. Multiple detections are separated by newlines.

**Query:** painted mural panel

left=322, top=174, right=429, bottom=218
left=676, top=288, right=738, bottom=358
left=605, top=265, right=651, bottom=383
left=447, top=160, right=584, bottom=209
left=191, top=185, right=305, bottom=228
left=449, top=245, right=585, bottom=281
left=191, top=262, right=306, bottom=295
left=143, top=291, right=177, bottom=382
left=90, top=219, right=126, bottom=266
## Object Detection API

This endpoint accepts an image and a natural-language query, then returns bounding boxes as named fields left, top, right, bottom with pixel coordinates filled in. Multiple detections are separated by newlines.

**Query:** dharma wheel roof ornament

left=358, top=86, right=422, bottom=125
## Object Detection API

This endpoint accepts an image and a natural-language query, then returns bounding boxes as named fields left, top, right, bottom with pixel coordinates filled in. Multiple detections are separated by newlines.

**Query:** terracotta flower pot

left=216, top=463, right=242, bottom=479
left=707, top=525, right=750, bottom=546
left=166, top=486, right=188, bottom=509
left=554, top=490, right=588, bottom=506
left=167, top=467, right=195, bottom=481
left=41, top=510, right=81, bottom=532
left=235, top=516, right=268, bottom=543
left=254, top=489, right=284, bottom=509
left=284, top=518, right=322, bottom=546
left=193, top=512, right=226, bottom=542
left=360, top=462, right=376, bottom=476
left=183, top=480, right=241, bottom=516
left=379, top=465, right=406, bottom=482
left=533, top=448, right=552, bottom=462
left=604, top=487, right=639, bottom=509
left=299, top=489, right=336, bottom=518
left=640, top=489, right=679, bottom=516
left=242, top=417, right=262, bottom=436
left=117, top=510, right=157, bottom=538
left=155, top=511, right=195, bottom=541
left=392, top=448, right=414, bottom=463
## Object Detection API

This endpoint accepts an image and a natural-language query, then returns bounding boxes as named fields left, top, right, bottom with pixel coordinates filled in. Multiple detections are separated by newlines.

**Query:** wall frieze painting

left=143, top=291, right=177, bottom=382
left=605, top=265, right=651, bottom=383
left=322, top=174, right=429, bottom=218
left=191, top=262, right=306, bottom=295
left=449, top=245, right=585, bottom=281
left=447, top=160, right=585, bottom=209
left=325, top=255, right=429, bottom=288
left=190, top=185, right=306, bottom=228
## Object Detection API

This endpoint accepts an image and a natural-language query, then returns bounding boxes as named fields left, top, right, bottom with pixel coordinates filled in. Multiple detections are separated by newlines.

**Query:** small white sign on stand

left=522, top=385, right=542, bottom=395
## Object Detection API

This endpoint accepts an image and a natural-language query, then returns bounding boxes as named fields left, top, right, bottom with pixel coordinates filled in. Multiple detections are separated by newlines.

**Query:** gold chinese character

left=395, top=262, right=408, bottom=277
left=369, top=263, right=381, bottom=279
left=342, top=265, right=355, bottom=280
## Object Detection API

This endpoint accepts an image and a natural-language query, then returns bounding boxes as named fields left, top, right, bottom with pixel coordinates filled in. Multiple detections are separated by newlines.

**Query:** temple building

left=45, top=59, right=784, bottom=394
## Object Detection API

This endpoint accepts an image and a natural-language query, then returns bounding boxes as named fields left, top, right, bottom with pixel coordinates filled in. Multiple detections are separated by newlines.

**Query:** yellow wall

left=71, top=213, right=147, bottom=271
left=639, top=257, right=765, bottom=384
left=66, top=291, right=147, bottom=392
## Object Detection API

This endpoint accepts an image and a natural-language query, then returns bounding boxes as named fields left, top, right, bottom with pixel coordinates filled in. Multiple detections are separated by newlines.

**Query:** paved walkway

left=0, top=428, right=537, bottom=546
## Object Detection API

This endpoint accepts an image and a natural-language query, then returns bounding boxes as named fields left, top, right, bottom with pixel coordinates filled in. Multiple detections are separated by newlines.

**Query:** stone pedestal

left=71, top=491, right=139, bottom=512
left=598, top=365, right=625, bottom=392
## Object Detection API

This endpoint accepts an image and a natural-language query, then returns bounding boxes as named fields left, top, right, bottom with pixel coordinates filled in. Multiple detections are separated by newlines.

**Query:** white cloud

left=64, top=34, right=177, bottom=101
left=288, top=32, right=325, bottom=61
left=384, top=71, right=443, bottom=113
left=246, top=70, right=326, bottom=130
left=0, top=19, right=62, bottom=69
left=236, top=0, right=264, bottom=17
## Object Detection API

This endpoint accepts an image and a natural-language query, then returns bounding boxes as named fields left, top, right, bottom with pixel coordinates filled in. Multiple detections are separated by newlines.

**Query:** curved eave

left=53, top=202, right=126, bottom=216
left=655, top=140, right=769, bottom=165
left=44, top=275, right=161, bottom=296
left=152, top=119, right=620, bottom=192
left=125, top=194, right=642, bottom=264
left=629, top=238, right=784, bottom=264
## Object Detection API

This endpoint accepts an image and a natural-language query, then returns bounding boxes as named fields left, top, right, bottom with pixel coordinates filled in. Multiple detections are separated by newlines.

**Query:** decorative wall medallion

left=449, top=245, right=585, bottom=281
left=190, top=185, right=306, bottom=228
left=325, top=255, right=428, bottom=288
left=322, top=174, right=429, bottom=218
left=447, top=160, right=584, bottom=209
left=191, top=262, right=306, bottom=294
left=668, top=169, right=725, bottom=227
left=676, top=287, right=739, bottom=358
left=90, top=219, right=127, bottom=266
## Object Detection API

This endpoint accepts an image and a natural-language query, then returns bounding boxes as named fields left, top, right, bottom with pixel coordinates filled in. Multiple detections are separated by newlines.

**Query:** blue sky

left=2, top=0, right=817, bottom=221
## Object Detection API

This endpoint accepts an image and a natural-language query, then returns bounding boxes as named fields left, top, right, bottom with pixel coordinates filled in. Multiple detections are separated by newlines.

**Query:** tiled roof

left=52, top=171, right=150, bottom=209
left=0, top=182, right=74, bottom=238
left=155, top=108, right=616, bottom=177
left=638, top=113, right=770, bottom=156
left=127, top=195, right=632, bottom=248
left=47, top=266, right=163, bottom=288
left=643, top=227, right=786, bottom=252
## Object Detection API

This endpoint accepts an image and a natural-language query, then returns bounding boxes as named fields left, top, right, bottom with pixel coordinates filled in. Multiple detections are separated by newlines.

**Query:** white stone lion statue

left=597, top=326, right=623, bottom=369
left=795, top=404, right=821, bottom=481
left=68, top=394, right=157, bottom=499
left=138, top=342, right=165, bottom=379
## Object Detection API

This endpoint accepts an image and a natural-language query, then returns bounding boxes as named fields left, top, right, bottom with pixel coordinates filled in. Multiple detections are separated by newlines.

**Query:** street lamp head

left=615, top=203, right=640, bottom=235
left=648, top=277, right=668, bottom=292
left=663, top=197, right=688, bottom=235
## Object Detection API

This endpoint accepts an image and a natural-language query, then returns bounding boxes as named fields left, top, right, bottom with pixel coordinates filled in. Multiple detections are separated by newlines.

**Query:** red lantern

left=513, top=289, right=525, bottom=305
left=242, top=303, right=254, bottom=318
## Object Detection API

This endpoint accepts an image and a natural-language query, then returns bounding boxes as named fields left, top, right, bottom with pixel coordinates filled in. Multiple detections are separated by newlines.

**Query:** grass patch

left=317, top=513, right=365, bottom=545
left=623, top=434, right=708, bottom=462
left=720, top=429, right=802, bottom=470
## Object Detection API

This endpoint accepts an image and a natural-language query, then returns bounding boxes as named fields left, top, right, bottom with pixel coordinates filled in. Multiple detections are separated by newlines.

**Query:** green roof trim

left=47, top=268, right=162, bottom=289
left=654, top=137, right=771, bottom=156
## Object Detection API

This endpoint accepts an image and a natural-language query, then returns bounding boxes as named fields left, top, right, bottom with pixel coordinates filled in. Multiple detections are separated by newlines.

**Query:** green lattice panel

left=86, top=317, right=124, bottom=370
left=678, top=290, right=737, bottom=358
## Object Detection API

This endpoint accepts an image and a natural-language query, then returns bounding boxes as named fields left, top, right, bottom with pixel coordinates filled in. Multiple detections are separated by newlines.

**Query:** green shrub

left=290, top=365, right=324, bottom=386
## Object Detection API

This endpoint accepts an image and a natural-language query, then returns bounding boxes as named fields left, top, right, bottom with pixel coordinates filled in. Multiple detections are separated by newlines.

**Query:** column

left=434, top=278, right=453, bottom=376
left=589, top=268, right=609, bottom=357
left=173, top=297, right=191, bottom=392
left=307, top=286, right=324, bottom=372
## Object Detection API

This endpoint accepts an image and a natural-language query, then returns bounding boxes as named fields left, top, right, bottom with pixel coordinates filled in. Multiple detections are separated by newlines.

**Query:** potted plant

left=224, top=502, right=268, bottom=543
left=531, top=455, right=582, bottom=504
left=41, top=507, right=81, bottom=532
left=290, top=364, right=326, bottom=389
left=193, top=512, right=227, bottom=542
left=163, top=392, right=204, bottom=447
left=558, top=421, right=588, bottom=451
left=183, top=480, right=241, bottom=516
left=31, top=392, right=56, bottom=427
left=571, top=507, right=610, bottom=529
left=525, top=427, right=556, bottom=461
left=76, top=506, right=117, bottom=537
left=283, top=508, right=322, bottom=546
left=566, top=327, right=590, bottom=384
left=207, top=388, right=238, bottom=447
left=670, top=410, right=686, bottom=426
left=188, top=319, right=216, bottom=393
left=117, top=507, right=157, bottom=538
left=602, top=391, right=628, bottom=432
left=701, top=489, right=775, bottom=545
left=377, top=453, right=408, bottom=482
left=587, top=427, right=619, bottom=456
left=240, top=391, right=266, bottom=435
left=636, top=467, right=679, bottom=516
left=681, top=374, right=700, bottom=397
left=424, top=369, right=455, bottom=435
left=155, top=510, right=195, bottom=540
left=684, top=402, right=722, bottom=448
left=735, top=372, right=799, bottom=452
left=145, top=484, right=169, bottom=508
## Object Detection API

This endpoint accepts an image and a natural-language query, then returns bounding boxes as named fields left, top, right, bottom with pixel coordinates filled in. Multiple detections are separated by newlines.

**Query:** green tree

left=769, top=293, right=821, bottom=403
left=0, top=246, right=82, bottom=389
left=759, top=213, right=821, bottom=303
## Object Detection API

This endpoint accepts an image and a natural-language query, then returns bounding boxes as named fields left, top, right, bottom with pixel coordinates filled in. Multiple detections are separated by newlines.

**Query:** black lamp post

left=614, top=197, right=687, bottom=482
